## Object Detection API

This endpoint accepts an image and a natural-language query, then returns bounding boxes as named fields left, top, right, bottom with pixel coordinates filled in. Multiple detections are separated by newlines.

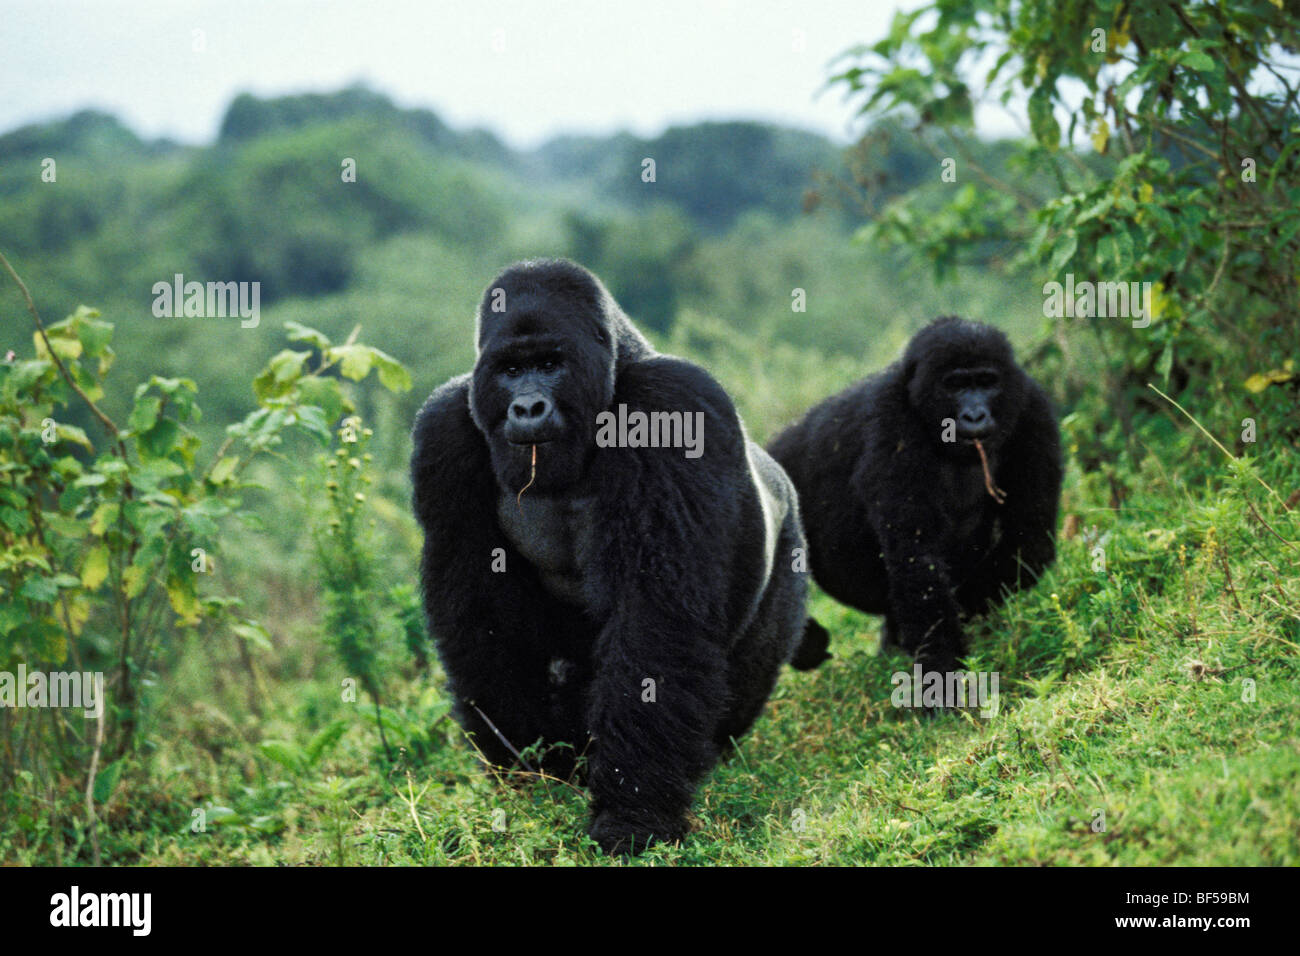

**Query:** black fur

left=411, top=259, right=810, bottom=855
left=769, top=317, right=1062, bottom=675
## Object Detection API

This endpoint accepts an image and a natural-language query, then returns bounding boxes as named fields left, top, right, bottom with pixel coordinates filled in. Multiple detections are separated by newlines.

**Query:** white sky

left=0, top=0, right=1024, bottom=147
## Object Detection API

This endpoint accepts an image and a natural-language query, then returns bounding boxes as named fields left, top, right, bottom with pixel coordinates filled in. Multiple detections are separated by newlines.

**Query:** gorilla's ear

left=901, top=354, right=920, bottom=390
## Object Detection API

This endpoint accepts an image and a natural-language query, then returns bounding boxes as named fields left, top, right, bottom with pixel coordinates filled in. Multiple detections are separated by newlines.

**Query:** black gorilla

left=410, top=259, right=813, bottom=855
left=769, top=317, right=1062, bottom=676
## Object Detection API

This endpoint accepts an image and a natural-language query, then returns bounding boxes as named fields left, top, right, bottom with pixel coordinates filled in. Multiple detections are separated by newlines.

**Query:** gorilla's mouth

left=503, top=421, right=563, bottom=445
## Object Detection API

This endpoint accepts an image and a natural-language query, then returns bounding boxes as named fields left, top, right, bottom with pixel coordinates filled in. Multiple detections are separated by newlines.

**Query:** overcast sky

left=0, top=0, right=1022, bottom=147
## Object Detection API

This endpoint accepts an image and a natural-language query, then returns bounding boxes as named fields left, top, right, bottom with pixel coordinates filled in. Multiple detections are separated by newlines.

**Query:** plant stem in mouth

left=974, top=439, right=1007, bottom=504
left=516, top=444, right=537, bottom=509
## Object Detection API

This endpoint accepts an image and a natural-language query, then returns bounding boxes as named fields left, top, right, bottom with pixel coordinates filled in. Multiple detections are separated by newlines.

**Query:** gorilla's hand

left=588, top=807, right=687, bottom=857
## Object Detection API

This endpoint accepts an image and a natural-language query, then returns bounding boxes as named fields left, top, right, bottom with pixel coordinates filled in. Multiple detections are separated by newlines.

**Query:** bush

left=0, top=254, right=410, bottom=859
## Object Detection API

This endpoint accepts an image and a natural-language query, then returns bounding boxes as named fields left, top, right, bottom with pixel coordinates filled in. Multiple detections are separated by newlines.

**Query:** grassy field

left=23, top=415, right=1291, bottom=868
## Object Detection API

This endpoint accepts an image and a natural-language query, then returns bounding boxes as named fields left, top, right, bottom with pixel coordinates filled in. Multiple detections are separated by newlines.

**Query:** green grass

left=7, top=428, right=1293, bottom=868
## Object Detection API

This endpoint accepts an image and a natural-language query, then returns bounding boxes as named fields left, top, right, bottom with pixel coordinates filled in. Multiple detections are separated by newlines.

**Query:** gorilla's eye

left=504, top=365, right=523, bottom=378
left=539, top=359, right=558, bottom=373
left=942, top=369, right=1000, bottom=391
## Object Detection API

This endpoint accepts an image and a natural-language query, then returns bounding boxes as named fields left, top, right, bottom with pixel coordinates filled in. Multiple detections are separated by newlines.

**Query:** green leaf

left=138, top=419, right=181, bottom=459
left=1028, top=85, right=1060, bottom=151
left=1048, top=231, right=1077, bottom=276
left=0, top=506, right=30, bottom=534
left=210, top=455, right=239, bottom=484
left=55, top=423, right=93, bottom=452
left=122, top=565, right=150, bottom=599
left=18, top=575, right=61, bottom=602
left=251, top=408, right=289, bottom=447
left=41, top=511, right=88, bottom=539
left=271, top=350, right=311, bottom=384
left=298, top=376, right=347, bottom=423
left=34, top=330, right=81, bottom=361
left=253, top=350, right=311, bottom=400
left=1156, top=341, right=1174, bottom=384
left=128, top=396, right=162, bottom=434
left=141, top=375, right=196, bottom=398
left=181, top=504, right=220, bottom=539
left=231, top=620, right=272, bottom=651
left=294, top=405, right=332, bottom=446
left=305, top=720, right=348, bottom=765
left=284, top=320, right=331, bottom=350
left=259, top=739, right=306, bottom=774
left=330, top=344, right=373, bottom=382
left=205, top=806, right=244, bottom=827
left=92, top=760, right=123, bottom=804
left=371, top=348, right=412, bottom=392
left=81, top=545, right=110, bottom=590
left=166, top=572, right=201, bottom=625
left=133, top=458, right=185, bottom=490
left=89, top=502, right=119, bottom=535
left=76, top=318, right=114, bottom=359
left=7, top=360, right=53, bottom=392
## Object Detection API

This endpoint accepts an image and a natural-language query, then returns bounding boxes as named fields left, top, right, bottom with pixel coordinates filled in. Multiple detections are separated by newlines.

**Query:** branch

left=0, top=250, right=122, bottom=444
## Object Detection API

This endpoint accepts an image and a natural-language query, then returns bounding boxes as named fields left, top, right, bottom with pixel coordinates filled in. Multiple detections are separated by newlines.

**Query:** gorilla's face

left=469, top=266, right=616, bottom=494
left=903, top=318, right=1025, bottom=455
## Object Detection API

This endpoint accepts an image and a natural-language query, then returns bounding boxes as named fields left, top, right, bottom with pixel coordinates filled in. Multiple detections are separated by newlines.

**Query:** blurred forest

left=0, top=85, right=1046, bottom=425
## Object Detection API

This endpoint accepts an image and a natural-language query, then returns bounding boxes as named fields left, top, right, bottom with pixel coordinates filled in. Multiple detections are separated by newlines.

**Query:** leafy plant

left=830, top=0, right=1299, bottom=452
left=307, top=405, right=437, bottom=763
left=0, top=253, right=410, bottom=860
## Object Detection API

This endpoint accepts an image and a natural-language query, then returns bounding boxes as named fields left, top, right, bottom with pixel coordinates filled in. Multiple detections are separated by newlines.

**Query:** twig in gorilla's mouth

left=974, top=439, right=1007, bottom=504
left=516, top=443, right=537, bottom=509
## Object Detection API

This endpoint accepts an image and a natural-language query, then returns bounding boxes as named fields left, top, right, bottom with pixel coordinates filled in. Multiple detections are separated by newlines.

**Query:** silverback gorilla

left=769, top=317, right=1062, bottom=677
left=411, top=259, right=815, bottom=855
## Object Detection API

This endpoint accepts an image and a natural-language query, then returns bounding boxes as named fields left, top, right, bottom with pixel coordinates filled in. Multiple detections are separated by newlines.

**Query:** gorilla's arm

left=410, top=375, right=557, bottom=767
left=961, top=382, right=1062, bottom=613
left=858, top=390, right=967, bottom=674
left=580, top=358, right=750, bottom=853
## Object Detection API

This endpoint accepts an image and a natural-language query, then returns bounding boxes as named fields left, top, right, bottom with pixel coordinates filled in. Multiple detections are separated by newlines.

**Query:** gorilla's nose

left=509, top=392, right=552, bottom=424
left=506, top=392, right=556, bottom=443
left=958, top=408, right=992, bottom=436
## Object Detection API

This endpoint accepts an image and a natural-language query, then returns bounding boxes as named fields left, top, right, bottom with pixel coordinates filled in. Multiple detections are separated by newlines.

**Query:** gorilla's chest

left=496, top=493, right=597, bottom=605
left=944, top=458, right=997, bottom=544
